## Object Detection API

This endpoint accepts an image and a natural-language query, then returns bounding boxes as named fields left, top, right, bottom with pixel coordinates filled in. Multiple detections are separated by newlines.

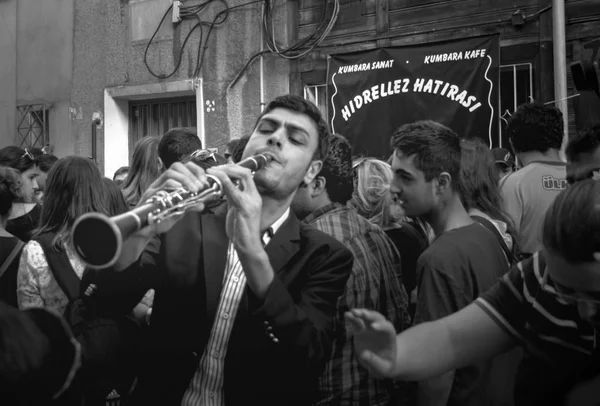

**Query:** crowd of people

left=0, top=95, right=598, bottom=406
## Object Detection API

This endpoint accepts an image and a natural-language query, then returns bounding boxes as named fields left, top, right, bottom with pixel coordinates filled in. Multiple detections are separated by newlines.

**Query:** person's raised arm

left=346, top=302, right=517, bottom=381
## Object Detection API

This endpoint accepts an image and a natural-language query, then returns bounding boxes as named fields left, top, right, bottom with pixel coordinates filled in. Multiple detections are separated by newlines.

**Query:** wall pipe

left=552, top=0, right=569, bottom=147
left=259, top=2, right=265, bottom=112
left=91, top=118, right=101, bottom=163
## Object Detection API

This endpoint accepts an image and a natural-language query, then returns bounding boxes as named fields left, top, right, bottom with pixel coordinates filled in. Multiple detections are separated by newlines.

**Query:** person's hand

left=136, top=162, right=209, bottom=237
left=345, top=308, right=398, bottom=378
left=206, top=165, right=263, bottom=254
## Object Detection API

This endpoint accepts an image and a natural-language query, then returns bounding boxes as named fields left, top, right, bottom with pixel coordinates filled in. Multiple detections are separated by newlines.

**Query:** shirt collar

left=302, top=202, right=344, bottom=225
left=262, top=207, right=290, bottom=246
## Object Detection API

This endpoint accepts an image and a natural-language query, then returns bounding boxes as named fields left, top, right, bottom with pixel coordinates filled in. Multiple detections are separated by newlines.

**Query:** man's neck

left=517, top=149, right=563, bottom=167
left=260, top=195, right=292, bottom=233
left=424, top=195, right=473, bottom=237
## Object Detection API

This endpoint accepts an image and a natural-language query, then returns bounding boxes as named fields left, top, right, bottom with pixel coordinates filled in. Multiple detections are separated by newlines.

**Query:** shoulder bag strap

left=471, top=215, right=515, bottom=264
left=0, top=240, right=24, bottom=280
left=35, top=234, right=81, bottom=301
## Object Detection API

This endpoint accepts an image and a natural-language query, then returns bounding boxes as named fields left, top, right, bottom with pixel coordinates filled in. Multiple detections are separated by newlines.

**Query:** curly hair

left=390, top=120, right=462, bottom=191
left=318, top=134, right=354, bottom=204
left=0, top=166, right=22, bottom=217
left=507, top=103, right=564, bottom=153
left=565, top=124, right=600, bottom=163
left=254, top=95, right=330, bottom=160
left=0, top=146, right=37, bottom=174
left=349, top=158, right=399, bottom=227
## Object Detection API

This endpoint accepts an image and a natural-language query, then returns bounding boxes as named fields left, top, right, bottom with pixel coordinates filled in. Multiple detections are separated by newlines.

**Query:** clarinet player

left=89, top=95, right=353, bottom=406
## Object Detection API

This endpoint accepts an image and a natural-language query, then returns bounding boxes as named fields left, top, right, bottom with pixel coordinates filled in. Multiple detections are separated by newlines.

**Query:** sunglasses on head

left=21, top=148, right=35, bottom=161
left=190, top=148, right=219, bottom=163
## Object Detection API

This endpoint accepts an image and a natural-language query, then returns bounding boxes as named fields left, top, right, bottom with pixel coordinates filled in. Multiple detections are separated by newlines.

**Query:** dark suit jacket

left=93, top=205, right=353, bottom=406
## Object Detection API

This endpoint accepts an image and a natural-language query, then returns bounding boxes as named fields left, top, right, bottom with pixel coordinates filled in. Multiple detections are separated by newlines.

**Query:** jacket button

left=272, top=337, right=279, bottom=343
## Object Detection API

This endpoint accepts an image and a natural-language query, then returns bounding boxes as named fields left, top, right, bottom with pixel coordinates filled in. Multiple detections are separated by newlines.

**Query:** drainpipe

left=552, top=0, right=569, bottom=151
left=259, top=2, right=265, bottom=111
left=91, top=118, right=101, bottom=163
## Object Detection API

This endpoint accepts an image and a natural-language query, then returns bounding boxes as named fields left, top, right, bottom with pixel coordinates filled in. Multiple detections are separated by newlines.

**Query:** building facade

left=1, top=0, right=599, bottom=176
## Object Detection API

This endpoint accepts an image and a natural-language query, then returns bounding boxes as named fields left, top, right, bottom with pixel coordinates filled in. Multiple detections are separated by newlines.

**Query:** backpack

left=36, top=233, right=142, bottom=406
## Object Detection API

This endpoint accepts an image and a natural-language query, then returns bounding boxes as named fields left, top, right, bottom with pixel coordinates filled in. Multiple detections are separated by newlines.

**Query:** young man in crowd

left=385, top=120, right=514, bottom=406
left=348, top=177, right=600, bottom=406
left=157, top=127, right=203, bottom=169
left=501, top=103, right=566, bottom=256
left=291, top=134, right=410, bottom=406
left=92, top=95, right=353, bottom=406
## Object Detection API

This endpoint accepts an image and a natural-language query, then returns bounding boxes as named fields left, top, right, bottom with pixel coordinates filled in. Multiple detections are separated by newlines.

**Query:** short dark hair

left=542, top=178, right=600, bottom=263
left=37, top=154, right=59, bottom=173
left=232, top=136, right=250, bottom=163
left=158, top=127, right=202, bottom=169
left=0, top=166, right=22, bottom=217
left=254, top=95, right=329, bottom=160
left=320, top=134, right=354, bottom=204
left=390, top=120, right=462, bottom=191
left=0, top=146, right=37, bottom=173
left=226, top=138, right=241, bottom=152
left=565, top=124, right=600, bottom=164
left=507, top=103, right=564, bottom=153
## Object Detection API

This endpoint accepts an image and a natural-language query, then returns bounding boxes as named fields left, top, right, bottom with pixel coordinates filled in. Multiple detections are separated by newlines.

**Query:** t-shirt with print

left=475, top=251, right=599, bottom=406
left=414, top=223, right=517, bottom=406
left=500, top=161, right=567, bottom=255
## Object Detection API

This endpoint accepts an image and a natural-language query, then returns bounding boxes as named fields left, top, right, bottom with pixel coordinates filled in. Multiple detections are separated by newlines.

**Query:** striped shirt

left=476, top=251, right=599, bottom=405
left=181, top=209, right=290, bottom=406
left=304, top=203, right=410, bottom=406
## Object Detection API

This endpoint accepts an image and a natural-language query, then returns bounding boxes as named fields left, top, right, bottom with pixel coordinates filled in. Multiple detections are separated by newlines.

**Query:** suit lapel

left=202, top=203, right=229, bottom=326
left=264, top=214, right=301, bottom=275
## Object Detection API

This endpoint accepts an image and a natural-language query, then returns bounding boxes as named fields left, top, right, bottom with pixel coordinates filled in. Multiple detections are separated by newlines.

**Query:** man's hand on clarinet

left=206, top=164, right=263, bottom=255
left=345, top=308, right=398, bottom=379
left=137, top=161, right=209, bottom=236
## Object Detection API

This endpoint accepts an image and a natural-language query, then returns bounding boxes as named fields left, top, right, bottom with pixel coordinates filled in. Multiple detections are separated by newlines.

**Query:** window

left=129, top=97, right=197, bottom=150
left=499, top=63, right=535, bottom=147
left=16, top=104, right=51, bottom=149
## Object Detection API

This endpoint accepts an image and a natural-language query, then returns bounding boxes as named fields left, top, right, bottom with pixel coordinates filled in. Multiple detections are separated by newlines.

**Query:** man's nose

left=266, top=129, right=284, bottom=148
left=577, top=301, right=599, bottom=322
left=390, top=180, right=402, bottom=196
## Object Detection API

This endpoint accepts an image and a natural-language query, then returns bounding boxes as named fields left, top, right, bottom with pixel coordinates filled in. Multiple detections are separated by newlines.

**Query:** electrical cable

left=228, top=0, right=339, bottom=90
left=143, top=0, right=338, bottom=86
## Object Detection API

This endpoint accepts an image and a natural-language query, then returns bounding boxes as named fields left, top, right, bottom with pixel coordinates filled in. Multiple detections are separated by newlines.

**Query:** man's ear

left=312, top=176, right=327, bottom=198
left=303, top=160, right=323, bottom=185
left=436, top=172, right=452, bottom=194
left=593, top=252, right=600, bottom=262
left=158, top=157, right=165, bottom=172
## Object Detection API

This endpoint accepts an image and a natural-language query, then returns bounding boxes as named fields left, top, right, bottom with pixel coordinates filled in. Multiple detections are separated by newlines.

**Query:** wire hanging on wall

left=143, top=0, right=338, bottom=84
left=228, top=0, right=340, bottom=90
